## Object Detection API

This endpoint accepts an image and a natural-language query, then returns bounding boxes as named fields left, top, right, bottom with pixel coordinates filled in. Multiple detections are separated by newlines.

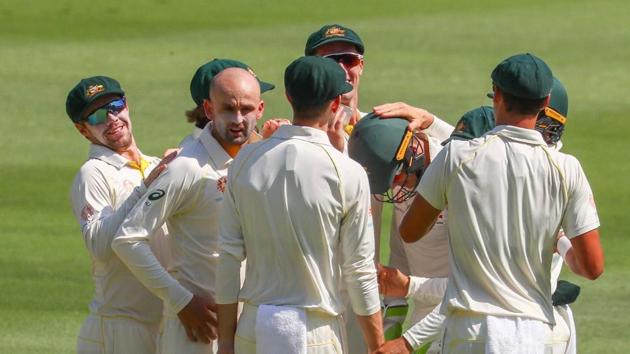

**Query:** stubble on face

left=209, top=68, right=263, bottom=147
left=78, top=95, right=134, bottom=152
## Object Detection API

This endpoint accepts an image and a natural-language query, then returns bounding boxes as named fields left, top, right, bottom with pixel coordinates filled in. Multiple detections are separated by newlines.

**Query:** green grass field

left=1, top=0, right=629, bottom=352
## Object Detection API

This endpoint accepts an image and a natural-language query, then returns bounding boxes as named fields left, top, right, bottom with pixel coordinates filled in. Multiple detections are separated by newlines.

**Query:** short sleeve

left=561, top=157, right=600, bottom=238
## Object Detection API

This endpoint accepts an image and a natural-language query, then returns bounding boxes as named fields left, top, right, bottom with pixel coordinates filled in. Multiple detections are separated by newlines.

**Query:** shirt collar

left=88, top=144, right=157, bottom=170
left=272, top=124, right=332, bottom=146
left=199, top=126, right=233, bottom=169
left=489, top=125, right=547, bottom=146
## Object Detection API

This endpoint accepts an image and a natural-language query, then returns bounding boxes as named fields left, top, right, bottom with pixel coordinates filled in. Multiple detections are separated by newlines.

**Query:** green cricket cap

left=549, top=77, right=568, bottom=118
left=190, top=58, right=275, bottom=106
left=305, top=24, right=365, bottom=55
left=66, top=76, right=125, bottom=123
left=443, top=106, right=495, bottom=145
left=491, top=53, right=553, bottom=99
left=284, top=56, right=352, bottom=106
left=348, top=113, right=410, bottom=194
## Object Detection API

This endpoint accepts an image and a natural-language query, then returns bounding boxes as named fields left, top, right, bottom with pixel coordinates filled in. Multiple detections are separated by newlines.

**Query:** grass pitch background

left=1, top=0, right=629, bottom=352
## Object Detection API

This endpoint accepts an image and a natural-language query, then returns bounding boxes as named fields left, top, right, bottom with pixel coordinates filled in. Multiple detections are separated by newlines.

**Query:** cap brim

left=260, top=81, right=275, bottom=93
left=340, top=82, right=353, bottom=95
left=310, top=38, right=364, bottom=55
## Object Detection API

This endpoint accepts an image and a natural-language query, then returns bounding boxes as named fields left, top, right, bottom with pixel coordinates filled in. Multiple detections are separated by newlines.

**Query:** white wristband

left=557, top=236, right=572, bottom=259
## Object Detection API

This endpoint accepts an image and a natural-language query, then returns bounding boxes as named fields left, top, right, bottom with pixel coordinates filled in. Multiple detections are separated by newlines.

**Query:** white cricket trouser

left=234, top=303, right=346, bottom=354
left=157, top=306, right=217, bottom=354
left=544, top=305, right=573, bottom=354
left=441, top=310, right=558, bottom=354
left=76, top=314, right=158, bottom=354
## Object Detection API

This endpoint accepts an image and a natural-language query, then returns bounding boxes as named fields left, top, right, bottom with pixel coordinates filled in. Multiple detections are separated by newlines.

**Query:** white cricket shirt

left=216, top=125, right=380, bottom=317
left=113, top=127, right=232, bottom=313
left=70, top=144, right=166, bottom=324
left=418, top=125, right=600, bottom=324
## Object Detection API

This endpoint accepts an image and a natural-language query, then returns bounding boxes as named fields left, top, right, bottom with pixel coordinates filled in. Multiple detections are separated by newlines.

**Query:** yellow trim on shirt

left=127, top=158, right=150, bottom=178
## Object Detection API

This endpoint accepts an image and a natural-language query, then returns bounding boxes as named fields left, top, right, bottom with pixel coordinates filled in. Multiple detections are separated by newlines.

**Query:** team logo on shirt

left=216, top=176, right=227, bottom=193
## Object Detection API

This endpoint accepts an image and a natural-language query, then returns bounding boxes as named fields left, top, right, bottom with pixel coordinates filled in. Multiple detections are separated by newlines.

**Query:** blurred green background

left=1, top=0, right=628, bottom=352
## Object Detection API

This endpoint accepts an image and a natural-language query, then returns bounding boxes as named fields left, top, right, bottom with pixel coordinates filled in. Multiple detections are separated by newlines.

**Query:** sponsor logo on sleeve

left=145, top=189, right=166, bottom=206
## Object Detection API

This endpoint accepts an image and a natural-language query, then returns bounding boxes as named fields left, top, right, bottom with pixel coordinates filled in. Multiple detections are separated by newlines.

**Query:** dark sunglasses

left=323, top=53, right=363, bottom=67
left=84, top=97, right=127, bottom=126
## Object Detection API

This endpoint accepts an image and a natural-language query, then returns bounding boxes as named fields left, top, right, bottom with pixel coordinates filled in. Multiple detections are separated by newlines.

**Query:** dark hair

left=290, top=100, right=330, bottom=120
left=185, top=105, right=209, bottom=129
left=501, top=91, right=548, bottom=116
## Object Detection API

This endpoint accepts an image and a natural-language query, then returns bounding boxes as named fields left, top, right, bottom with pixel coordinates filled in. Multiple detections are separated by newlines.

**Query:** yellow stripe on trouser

left=235, top=303, right=346, bottom=354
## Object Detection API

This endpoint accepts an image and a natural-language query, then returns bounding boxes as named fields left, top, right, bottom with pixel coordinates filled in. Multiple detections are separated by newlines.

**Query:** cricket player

left=66, top=76, right=174, bottom=354
left=306, top=23, right=454, bottom=347
left=182, top=58, right=274, bottom=147
left=348, top=113, right=452, bottom=354
left=215, top=56, right=384, bottom=353
left=399, top=53, right=604, bottom=353
left=112, top=67, right=265, bottom=354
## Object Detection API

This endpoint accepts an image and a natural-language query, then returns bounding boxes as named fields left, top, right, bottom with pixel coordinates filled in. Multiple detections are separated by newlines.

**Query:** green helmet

left=536, top=77, right=568, bottom=145
left=348, top=113, right=425, bottom=202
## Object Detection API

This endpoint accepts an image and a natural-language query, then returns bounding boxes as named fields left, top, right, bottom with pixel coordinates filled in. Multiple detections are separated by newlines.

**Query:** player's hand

left=177, top=294, right=218, bottom=344
left=377, top=263, right=411, bottom=298
left=327, top=106, right=350, bottom=152
left=145, top=150, right=178, bottom=187
left=373, top=102, right=435, bottom=132
left=162, top=148, right=181, bottom=158
left=261, top=118, right=291, bottom=139
left=371, top=337, right=413, bottom=354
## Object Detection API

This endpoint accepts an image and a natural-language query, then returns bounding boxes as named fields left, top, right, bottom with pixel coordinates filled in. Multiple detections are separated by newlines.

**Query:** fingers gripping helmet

left=348, top=113, right=426, bottom=203
left=536, top=77, right=568, bottom=145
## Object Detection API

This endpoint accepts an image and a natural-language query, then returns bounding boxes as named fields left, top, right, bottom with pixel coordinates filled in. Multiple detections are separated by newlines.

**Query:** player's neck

left=495, top=113, right=537, bottom=129
left=116, top=143, right=142, bottom=165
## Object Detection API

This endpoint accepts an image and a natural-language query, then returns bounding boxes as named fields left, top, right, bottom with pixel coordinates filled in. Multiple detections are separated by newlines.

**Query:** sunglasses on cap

left=84, top=97, right=127, bottom=126
left=323, top=52, right=363, bottom=67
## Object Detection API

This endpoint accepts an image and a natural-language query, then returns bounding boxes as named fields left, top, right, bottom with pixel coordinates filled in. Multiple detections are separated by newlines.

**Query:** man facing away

left=216, top=56, right=384, bottom=353
left=112, top=67, right=265, bottom=354
left=399, top=53, right=604, bottom=353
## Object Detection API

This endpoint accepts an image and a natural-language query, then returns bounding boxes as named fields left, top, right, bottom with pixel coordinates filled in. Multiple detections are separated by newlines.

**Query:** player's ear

left=330, top=96, right=341, bottom=113
left=202, top=99, right=213, bottom=120
left=256, top=100, right=265, bottom=121
left=74, top=122, right=92, bottom=141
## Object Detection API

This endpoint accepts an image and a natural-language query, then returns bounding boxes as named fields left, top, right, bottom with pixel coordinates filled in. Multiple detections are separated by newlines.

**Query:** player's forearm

left=112, top=237, right=193, bottom=311
left=217, top=303, right=238, bottom=352
left=399, top=194, right=441, bottom=243
left=402, top=304, right=445, bottom=350
left=79, top=185, right=145, bottom=260
left=357, top=310, right=384, bottom=351
left=569, top=229, right=604, bottom=280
